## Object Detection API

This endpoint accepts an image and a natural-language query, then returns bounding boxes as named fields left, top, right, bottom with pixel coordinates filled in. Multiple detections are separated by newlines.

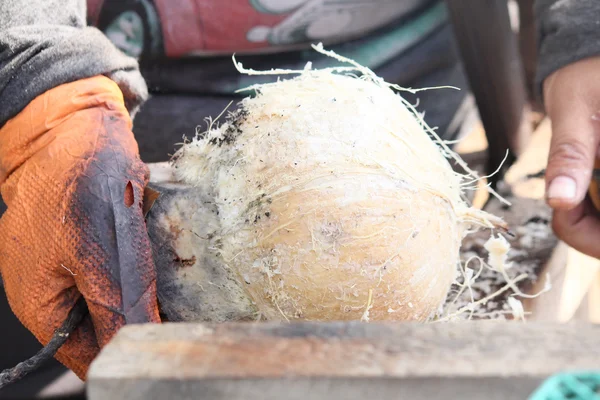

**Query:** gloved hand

left=543, top=56, right=600, bottom=258
left=0, top=76, right=161, bottom=379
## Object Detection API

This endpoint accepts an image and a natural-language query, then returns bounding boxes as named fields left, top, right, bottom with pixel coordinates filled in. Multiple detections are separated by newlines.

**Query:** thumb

left=544, top=74, right=600, bottom=210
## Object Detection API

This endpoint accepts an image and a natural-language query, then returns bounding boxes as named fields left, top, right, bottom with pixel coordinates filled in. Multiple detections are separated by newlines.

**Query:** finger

left=552, top=197, right=600, bottom=258
left=544, top=73, right=600, bottom=210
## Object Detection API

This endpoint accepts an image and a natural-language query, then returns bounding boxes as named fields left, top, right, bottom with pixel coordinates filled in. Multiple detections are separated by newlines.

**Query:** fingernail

left=547, top=176, right=577, bottom=200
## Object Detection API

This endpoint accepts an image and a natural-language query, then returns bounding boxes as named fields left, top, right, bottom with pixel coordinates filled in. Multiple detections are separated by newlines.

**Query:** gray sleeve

left=0, top=0, right=148, bottom=127
left=535, top=0, right=600, bottom=100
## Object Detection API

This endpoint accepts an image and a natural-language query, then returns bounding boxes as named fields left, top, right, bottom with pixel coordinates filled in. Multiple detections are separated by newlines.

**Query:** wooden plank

left=521, top=242, right=569, bottom=321
left=558, top=252, right=600, bottom=322
left=574, top=270, right=600, bottom=323
left=503, top=117, right=551, bottom=199
left=87, top=321, right=600, bottom=400
left=589, top=272, right=600, bottom=323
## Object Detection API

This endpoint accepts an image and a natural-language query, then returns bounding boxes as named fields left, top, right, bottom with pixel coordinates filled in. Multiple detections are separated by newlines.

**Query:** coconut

left=170, top=44, right=505, bottom=322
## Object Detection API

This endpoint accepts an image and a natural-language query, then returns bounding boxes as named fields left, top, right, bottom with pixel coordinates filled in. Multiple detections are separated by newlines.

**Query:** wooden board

left=87, top=321, right=600, bottom=400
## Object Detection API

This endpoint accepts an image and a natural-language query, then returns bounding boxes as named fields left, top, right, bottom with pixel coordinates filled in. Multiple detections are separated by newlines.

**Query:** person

left=535, top=0, right=600, bottom=259
left=0, top=0, right=596, bottom=396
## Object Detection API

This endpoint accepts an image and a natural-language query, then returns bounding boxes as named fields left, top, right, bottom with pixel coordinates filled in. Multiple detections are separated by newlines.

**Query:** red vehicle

left=87, top=0, right=426, bottom=59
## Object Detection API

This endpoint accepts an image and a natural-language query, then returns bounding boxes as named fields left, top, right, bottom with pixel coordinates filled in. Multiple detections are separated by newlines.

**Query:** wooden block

left=503, top=117, right=551, bottom=199
left=521, top=242, right=569, bottom=321
left=589, top=272, right=600, bottom=323
left=558, top=251, right=600, bottom=322
left=573, top=270, right=600, bottom=323
left=87, top=321, right=600, bottom=400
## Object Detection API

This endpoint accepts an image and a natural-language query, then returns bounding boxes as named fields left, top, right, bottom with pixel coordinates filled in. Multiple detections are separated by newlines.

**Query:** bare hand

left=543, top=57, right=600, bottom=257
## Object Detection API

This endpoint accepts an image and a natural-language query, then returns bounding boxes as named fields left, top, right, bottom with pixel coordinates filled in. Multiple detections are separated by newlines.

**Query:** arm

left=0, top=0, right=148, bottom=126
left=534, top=0, right=600, bottom=257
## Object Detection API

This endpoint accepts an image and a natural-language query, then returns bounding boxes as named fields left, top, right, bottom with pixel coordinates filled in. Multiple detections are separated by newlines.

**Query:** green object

left=529, top=372, right=600, bottom=400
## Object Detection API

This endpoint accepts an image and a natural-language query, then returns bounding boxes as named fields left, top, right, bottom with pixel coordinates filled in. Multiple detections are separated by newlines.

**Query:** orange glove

left=0, top=76, right=161, bottom=379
